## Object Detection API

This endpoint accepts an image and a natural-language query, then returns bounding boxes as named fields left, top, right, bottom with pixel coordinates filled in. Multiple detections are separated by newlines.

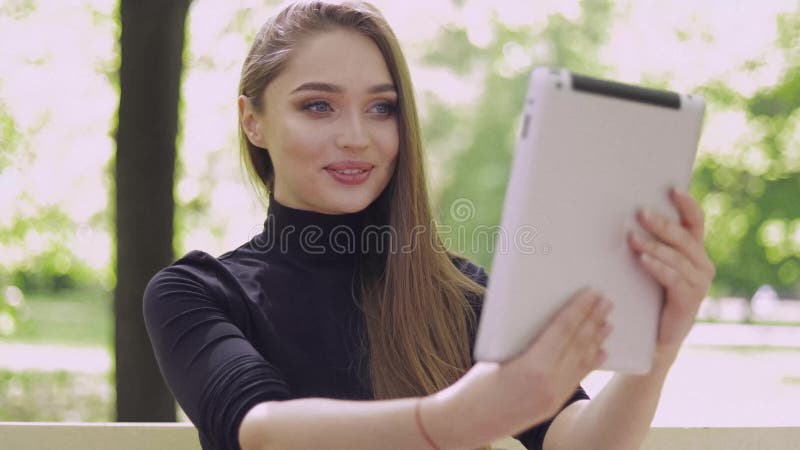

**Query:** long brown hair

left=238, top=1, right=490, bottom=446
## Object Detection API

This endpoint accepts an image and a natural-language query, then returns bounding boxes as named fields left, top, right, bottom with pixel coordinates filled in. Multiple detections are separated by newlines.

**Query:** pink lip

left=325, top=160, right=374, bottom=171
left=325, top=163, right=373, bottom=186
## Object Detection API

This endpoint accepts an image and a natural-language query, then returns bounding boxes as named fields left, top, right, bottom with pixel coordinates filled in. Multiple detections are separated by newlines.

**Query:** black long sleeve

left=143, top=252, right=292, bottom=450
left=143, top=193, right=588, bottom=450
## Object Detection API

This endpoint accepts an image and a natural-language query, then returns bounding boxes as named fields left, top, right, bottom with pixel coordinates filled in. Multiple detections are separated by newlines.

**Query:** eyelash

left=302, top=100, right=397, bottom=116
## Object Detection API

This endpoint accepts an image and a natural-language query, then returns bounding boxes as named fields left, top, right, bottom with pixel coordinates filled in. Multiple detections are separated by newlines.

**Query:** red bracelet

left=415, top=397, right=441, bottom=450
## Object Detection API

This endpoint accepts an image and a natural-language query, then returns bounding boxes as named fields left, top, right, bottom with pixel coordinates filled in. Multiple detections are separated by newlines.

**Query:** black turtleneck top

left=143, top=194, right=589, bottom=450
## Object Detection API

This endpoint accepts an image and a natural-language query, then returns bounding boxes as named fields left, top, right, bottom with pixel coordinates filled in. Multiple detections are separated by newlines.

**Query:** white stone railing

left=1, top=422, right=798, bottom=449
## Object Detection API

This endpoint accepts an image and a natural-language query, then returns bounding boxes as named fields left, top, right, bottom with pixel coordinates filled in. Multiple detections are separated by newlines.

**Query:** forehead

left=269, top=27, right=394, bottom=95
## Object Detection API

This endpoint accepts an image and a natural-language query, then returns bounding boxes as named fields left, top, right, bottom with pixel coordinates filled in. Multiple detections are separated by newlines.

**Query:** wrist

left=419, top=391, right=456, bottom=449
left=652, top=345, right=680, bottom=372
left=419, top=388, right=478, bottom=450
left=415, top=397, right=440, bottom=449
left=421, top=364, right=513, bottom=449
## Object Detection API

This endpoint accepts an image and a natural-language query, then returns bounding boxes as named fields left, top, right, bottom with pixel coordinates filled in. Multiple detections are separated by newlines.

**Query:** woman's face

left=239, top=27, right=399, bottom=215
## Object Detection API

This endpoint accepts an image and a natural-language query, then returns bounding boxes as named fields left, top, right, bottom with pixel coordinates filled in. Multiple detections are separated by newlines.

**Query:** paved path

left=1, top=323, right=798, bottom=374
left=0, top=343, right=111, bottom=374
left=684, top=322, right=800, bottom=347
left=582, top=345, right=800, bottom=427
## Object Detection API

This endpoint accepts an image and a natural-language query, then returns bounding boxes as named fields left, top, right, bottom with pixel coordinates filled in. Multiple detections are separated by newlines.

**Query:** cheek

left=279, top=117, right=329, bottom=169
left=378, top=122, right=400, bottom=161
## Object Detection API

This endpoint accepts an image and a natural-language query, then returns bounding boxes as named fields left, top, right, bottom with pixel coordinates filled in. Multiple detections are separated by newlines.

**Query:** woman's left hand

left=626, top=187, right=716, bottom=364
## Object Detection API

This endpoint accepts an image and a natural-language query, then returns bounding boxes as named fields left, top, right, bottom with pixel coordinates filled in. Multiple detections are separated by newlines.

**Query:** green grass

left=691, top=345, right=800, bottom=354
left=696, top=318, right=800, bottom=327
left=7, top=289, right=112, bottom=348
left=0, top=368, right=192, bottom=422
left=0, top=369, right=114, bottom=421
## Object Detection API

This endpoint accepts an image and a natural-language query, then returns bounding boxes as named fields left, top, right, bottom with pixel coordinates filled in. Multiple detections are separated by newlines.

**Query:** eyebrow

left=290, top=82, right=397, bottom=95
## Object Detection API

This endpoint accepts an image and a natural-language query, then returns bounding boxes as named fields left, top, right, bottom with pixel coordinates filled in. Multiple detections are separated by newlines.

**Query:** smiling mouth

left=325, top=166, right=372, bottom=185
left=326, top=168, right=369, bottom=174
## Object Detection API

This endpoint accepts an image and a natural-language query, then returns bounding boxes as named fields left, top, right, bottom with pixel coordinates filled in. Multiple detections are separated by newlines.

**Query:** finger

left=588, top=297, right=614, bottom=331
left=589, top=347, right=609, bottom=368
left=574, top=321, right=612, bottom=370
left=670, top=187, right=705, bottom=242
left=670, top=189, right=717, bottom=273
left=579, top=312, right=613, bottom=348
left=637, top=251, right=690, bottom=291
left=597, top=320, right=613, bottom=340
left=553, top=287, right=601, bottom=337
left=628, top=231, right=706, bottom=287
left=534, top=288, right=600, bottom=358
left=562, top=301, right=613, bottom=367
left=636, top=208, right=710, bottom=271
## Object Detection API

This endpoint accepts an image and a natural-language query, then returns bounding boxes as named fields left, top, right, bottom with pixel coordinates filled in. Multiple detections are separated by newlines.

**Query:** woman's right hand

left=423, top=288, right=613, bottom=449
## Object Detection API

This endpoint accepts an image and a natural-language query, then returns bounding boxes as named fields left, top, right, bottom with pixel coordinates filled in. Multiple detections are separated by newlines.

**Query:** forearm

left=238, top=394, right=476, bottom=450
left=546, top=353, right=676, bottom=450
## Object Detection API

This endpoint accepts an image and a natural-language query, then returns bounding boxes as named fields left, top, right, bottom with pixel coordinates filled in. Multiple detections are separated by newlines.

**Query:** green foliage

left=691, top=5, right=800, bottom=297
left=1, top=0, right=797, bottom=302
left=0, top=285, right=29, bottom=337
left=0, top=103, right=22, bottom=171
left=540, top=2, right=614, bottom=76
left=0, top=0, right=36, bottom=20
left=0, top=2, right=118, bottom=298
left=777, top=8, right=800, bottom=64
left=423, top=0, right=800, bottom=298
left=424, top=0, right=615, bottom=269
left=692, top=158, right=800, bottom=296
left=696, top=80, right=747, bottom=109
left=422, top=26, right=485, bottom=76
left=0, top=204, right=106, bottom=293
left=750, top=67, right=800, bottom=118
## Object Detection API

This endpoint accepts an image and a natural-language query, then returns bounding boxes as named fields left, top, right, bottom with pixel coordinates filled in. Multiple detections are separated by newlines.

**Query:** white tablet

left=472, top=67, right=705, bottom=374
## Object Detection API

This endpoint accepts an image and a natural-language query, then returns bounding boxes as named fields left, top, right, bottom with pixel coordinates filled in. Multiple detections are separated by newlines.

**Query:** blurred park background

left=1, top=0, right=799, bottom=428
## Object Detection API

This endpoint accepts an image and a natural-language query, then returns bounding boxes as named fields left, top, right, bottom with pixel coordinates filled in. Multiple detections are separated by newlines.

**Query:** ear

left=238, top=95, right=267, bottom=148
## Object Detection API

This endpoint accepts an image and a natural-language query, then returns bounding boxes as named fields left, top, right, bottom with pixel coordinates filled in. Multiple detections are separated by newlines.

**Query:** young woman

left=143, top=1, right=716, bottom=450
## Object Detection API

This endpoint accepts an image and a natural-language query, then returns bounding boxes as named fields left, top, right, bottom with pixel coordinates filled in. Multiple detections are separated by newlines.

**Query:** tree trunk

left=115, top=0, right=192, bottom=421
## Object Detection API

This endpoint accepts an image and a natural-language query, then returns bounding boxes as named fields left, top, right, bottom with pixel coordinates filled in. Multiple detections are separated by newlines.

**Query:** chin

left=327, top=192, right=373, bottom=214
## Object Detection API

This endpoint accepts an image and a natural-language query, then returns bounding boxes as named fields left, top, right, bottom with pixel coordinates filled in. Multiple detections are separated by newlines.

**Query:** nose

left=335, top=110, right=369, bottom=151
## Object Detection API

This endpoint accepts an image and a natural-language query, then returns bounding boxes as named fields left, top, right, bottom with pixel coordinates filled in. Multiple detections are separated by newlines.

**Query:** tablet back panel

left=473, top=67, right=705, bottom=373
